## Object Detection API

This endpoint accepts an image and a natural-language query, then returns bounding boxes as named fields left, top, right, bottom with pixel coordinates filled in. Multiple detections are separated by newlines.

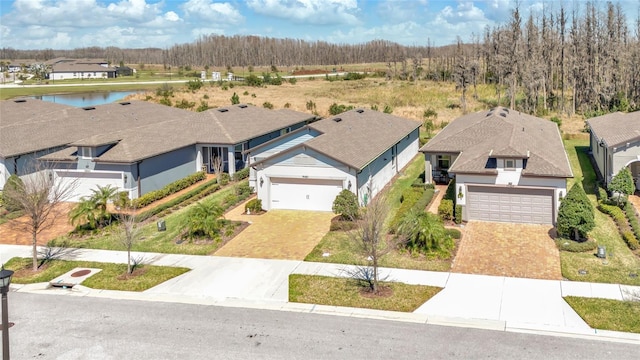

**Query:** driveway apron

left=215, top=205, right=335, bottom=260
left=452, top=221, right=562, bottom=280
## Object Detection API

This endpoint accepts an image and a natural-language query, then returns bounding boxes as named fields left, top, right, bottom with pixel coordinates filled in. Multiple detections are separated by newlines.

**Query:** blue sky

left=0, top=0, right=638, bottom=50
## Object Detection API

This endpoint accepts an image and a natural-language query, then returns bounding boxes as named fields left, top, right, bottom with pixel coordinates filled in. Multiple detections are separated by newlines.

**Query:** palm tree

left=186, top=201, right=225, bottom=240
left=397, top=210, right=448, bottom=253
left=90, top=185, right=118, bottom=225
left=69, top=197, right=100, bottom=229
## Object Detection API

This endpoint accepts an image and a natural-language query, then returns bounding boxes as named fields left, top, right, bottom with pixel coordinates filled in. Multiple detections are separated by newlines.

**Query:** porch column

left=227, top=146, right=236, bottom=174
left=424, top=154, right=433, bottom=184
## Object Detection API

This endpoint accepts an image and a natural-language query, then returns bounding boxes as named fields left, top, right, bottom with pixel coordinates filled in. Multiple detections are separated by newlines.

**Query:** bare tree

left=118, top=209, right=140, bottom=275
left=3, top=161, right=77, bottom=271
left=211, top=156, right=223, bottom=177
left=346, top=192, right=392, bottom=294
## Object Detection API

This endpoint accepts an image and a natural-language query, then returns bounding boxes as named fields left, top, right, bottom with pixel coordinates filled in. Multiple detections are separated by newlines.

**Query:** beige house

left=420, top=107, right=573, bottom=225
left=587, top=111, right=640, bottom=191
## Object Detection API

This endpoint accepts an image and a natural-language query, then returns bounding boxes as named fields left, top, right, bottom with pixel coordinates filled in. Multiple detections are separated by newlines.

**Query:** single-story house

left=246, top=109, right=421, bottom=211
left=420, top=107, right=573, bottom=225
left=49, top=63, right=117, bottom=80
left=1, top=99, right=315, bottom=201
left=587, top=111, right=640, bottom=191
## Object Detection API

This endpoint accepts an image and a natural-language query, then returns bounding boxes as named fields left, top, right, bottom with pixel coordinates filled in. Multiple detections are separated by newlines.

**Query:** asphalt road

left=2, top=292, right=637, bottom=360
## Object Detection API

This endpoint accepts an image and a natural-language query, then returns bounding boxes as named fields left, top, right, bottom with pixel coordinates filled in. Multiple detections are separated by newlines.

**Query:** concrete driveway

left=215, top=202, right=335, bottom=260
left=452, top=221, right=562, bottom=280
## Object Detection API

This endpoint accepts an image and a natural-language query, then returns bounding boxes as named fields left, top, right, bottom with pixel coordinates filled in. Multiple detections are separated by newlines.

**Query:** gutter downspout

left=136, top=161, right=142, bottom=198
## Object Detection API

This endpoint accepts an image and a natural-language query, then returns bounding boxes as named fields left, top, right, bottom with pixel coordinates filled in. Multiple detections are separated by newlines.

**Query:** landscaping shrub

left=438, top=199, right=454, bottom=221
left=136, top=181, right=220, bottom=222
left=332, top=189, right=359, bottom=220
left=455, top=204, right=462, bottom=224
left=219, top=173, right=231, bottom=186
left=597, top=186, right=608, bottom=203
left=624, top=200, right=640, bottom=239
left=234, top=182, right=252, bottom=197
left=445, top=228, right=462, bottom=239
left=245, top=198, right=263, bottom=213
left=622, top=231, right=639, bottom=250
left=444, top=178, right=456, bottom=201
left=599, top=202, right=640, bottom=250
left=132, top=171, right=206, bottom=208
left=232, top=167, right=250, bottom=182
left=555, top=238, right=598, bottom=252
left=2, top=174, right=23, bottom=212
left=557, top=184, right=594, bottom=241
left=390, top=187, right=425, bottom=231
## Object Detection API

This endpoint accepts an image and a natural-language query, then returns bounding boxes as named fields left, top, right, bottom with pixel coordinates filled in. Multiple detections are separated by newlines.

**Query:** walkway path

left=2, top=244, right=638, bottom=343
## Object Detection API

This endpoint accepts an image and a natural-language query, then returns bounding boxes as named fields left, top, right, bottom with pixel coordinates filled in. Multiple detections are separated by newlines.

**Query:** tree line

left=1, top=1, right=638, bottom=115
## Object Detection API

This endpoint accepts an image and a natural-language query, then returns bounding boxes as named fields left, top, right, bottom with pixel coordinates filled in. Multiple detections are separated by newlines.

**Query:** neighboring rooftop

left=420, top=107, right=573, bottom=178
left=586, top=111, right=640, bottom=148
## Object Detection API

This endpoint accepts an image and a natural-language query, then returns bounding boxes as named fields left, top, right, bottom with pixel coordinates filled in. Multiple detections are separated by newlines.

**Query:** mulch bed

left=117, top=267, right=148, bottom=280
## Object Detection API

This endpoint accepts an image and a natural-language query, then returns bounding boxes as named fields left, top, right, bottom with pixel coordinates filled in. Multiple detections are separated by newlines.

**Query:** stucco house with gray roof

left=587, top=111, right=640, bottom=191
left=247, top=109, right=420, bottom=211
left=420, top=107, right=573, bottom=225
left=1, top=98, right=314, bottom=201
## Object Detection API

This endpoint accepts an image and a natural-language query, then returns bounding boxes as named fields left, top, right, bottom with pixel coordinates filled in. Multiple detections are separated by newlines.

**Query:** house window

left=505, top=159, right=515, bottom=169
left=391, top=145, right=397, bottom=167
left=437, top=155, right=450, bottom=169
left=280, top=127, right=291, bottom=136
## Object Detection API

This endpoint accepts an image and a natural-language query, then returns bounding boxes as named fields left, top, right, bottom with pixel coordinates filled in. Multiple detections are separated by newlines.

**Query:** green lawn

left=305, top=155, right=453, bottom=272
left=289, top=274, right=441, bottom=312
left=565, top=296, right=640, bottom=333
left=4, top=257, right=189, bottom=292
left=561, top=139, right=640, bottom=285
left=62, top=185, right=244, bottom=255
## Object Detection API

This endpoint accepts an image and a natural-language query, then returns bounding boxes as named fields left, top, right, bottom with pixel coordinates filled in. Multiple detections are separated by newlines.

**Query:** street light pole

left=0, top=268, right=14, bottom=360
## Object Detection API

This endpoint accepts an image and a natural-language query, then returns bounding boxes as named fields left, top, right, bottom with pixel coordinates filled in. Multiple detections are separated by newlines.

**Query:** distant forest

left=1, top=1, right=638, bottom=115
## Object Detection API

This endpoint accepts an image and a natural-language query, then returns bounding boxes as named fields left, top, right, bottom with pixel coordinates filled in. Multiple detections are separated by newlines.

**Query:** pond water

left=33, top=91, right=142, bottom=108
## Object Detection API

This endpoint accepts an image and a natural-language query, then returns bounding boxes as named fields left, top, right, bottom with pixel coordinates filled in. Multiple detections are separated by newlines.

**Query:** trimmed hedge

left=132, top=171, right=207, bottom=208
left=219, top=173, right=231, bottom=186
left=445, top=228, right=462, bottom=239
left=233, top=167, right=250, bottom=182
left=623, top=201, right=640, bottom=249
left=598, top=203, right=640, bottom=250
left=454, top=204, right=462, bottom=224
left=438, top=199, right=454, bottom=221
left=390, top=187, right=435, bottom=231
left=555, top=238, right=598, bottom=252
left=135, top=179, right=220, bottom=222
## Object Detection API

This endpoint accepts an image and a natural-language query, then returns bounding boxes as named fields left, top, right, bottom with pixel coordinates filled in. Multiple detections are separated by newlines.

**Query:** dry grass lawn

left=127, top=76, right=588, bottom=133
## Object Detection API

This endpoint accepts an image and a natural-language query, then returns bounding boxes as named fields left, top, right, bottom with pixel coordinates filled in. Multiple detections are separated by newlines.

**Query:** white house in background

left=49, top=63, right=116, bottom=80
left=420, top=107, right=573, bottom=225
left=587, top=111, right=640, bottom=191
left=246, top=109, right=421, bottom=211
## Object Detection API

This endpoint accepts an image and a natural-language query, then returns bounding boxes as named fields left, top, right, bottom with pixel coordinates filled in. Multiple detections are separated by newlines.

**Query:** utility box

left=157, top=220, right=166, bottom=232
left=597, top=245, right=606, bottom=259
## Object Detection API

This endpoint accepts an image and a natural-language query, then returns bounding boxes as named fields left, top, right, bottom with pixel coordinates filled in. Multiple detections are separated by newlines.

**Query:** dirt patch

left=13, top=263, right=49, bottom=278
left=116, top=266, right=148, bottom=280
left=360, top=285, right=393, bottom=299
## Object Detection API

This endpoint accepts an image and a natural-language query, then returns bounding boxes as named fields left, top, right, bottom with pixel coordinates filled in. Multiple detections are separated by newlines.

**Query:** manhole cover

left=71, top=269, right=91, bottom=277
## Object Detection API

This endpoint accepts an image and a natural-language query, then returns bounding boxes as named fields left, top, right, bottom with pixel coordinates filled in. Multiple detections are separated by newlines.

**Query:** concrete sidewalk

left=2, top=244, right=639, bottom=344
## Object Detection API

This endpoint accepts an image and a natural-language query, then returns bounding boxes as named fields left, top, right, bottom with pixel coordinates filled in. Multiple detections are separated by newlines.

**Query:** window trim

left=504, top=159, right=516, bottom=170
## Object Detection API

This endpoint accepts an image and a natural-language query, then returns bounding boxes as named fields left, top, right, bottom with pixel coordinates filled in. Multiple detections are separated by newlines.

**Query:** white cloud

left=246, top=0, right=361, bottom=26
left=182, top=0, right=243, bottom=24
left=376, top=0, right=428, bottom=23
left=191, top=27, right=226, bottom=38
left=439, top=1, right=487, bottom=24
left=165, top=11, right=181, bottom=22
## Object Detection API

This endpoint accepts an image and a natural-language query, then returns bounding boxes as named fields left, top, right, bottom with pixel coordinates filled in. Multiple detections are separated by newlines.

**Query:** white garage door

left=467, top=186, right=553, bottom=224
left=270, top=177, right=343, bottom=211
left=56, top=171, right=123, bottom=202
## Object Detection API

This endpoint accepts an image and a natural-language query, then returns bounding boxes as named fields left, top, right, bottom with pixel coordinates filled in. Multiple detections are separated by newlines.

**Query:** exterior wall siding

left=591, top=132, right=607, bottom=182
left=611, top=140, right=640, bottom=181
left=139, top=146, right=197, bottom=195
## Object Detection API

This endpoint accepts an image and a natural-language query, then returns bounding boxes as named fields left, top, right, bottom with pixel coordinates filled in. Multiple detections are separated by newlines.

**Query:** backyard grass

left=561, top=139, right=640, bottom=285
left=61, top=185, right=245, bottom=255
left=565, top=296, right=640, bottom=334
left=289, top=274, right=441, bottom=312
left=4, top=257, right=189, bottom=292
left=305, top=155, right=453, bottom=272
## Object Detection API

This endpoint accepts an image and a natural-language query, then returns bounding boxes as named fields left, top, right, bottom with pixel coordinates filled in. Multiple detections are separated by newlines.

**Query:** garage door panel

left=270, top=177, right=343, bottom=211
left=467, top=186, right=553, bottom=224
left=56, top=171, right=122, bottom=202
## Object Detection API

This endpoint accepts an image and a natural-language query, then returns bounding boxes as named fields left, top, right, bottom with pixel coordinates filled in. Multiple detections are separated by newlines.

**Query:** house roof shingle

left=1, top=99, right=314, bottom=163
left=419, top=108, right=573, bottom=178
left=586, top=111, right=640, bottom=148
